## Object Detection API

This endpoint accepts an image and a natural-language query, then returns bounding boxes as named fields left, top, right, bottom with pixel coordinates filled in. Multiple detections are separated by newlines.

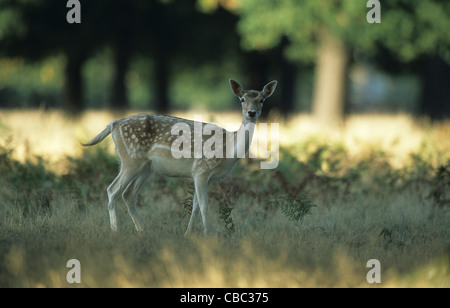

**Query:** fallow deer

left=82, top=79, right=277, bottom=235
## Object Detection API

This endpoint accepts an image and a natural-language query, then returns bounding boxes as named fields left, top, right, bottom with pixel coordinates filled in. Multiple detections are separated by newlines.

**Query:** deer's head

left=229, top=79, right=278, bottom=123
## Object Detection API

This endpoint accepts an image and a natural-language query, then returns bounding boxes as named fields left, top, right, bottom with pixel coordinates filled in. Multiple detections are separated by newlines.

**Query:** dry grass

left=0, top=109, right=449, bottom=288
left=2, top=110, right=446, bottom=169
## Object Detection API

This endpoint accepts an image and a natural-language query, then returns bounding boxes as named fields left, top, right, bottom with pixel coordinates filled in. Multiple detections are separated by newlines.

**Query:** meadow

left=0, top=109, right=449, bottom=288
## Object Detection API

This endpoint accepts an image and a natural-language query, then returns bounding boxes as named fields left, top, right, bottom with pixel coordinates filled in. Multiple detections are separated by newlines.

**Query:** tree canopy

left=236, top=0, right=450, bottom=123
left=237, top=0, right=450, bottom=63
left=0, top=0, right=449, bottom=119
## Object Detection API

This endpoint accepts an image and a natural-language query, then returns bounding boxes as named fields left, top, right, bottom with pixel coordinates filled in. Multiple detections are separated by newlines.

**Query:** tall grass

left=0, top=110, right=449, bottom=287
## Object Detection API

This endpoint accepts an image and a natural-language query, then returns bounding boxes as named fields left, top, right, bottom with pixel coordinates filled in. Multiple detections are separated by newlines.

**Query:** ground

left=0, top=110, right=449, bottom=287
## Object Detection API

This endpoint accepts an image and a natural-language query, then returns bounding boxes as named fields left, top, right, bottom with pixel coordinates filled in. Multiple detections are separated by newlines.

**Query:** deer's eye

left=240, top=98, right=245, bottom=103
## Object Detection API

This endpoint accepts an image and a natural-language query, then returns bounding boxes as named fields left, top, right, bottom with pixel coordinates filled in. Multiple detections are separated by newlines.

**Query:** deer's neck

left=232, top=117, right=256, bottom=160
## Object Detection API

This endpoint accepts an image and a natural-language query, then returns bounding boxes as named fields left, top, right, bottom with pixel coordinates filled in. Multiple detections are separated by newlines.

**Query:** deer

left=82, top=79, right=277, bottom=235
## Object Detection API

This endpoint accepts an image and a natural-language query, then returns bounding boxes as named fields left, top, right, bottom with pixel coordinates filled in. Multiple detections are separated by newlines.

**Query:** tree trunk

left=280, top=59, right=297, bottom=116
left=154, top=51, right=170, bottom=113
left=63, top=53, right=85, bottom=114
left=110, top=0, right=133, bottom=110
left=276, top=36, right=297, bottom=117
left=419, top=56, right=450, bottom=120
left=111, top=42, right=130, bottom=110
left=312, top=34, right=350, bottom=127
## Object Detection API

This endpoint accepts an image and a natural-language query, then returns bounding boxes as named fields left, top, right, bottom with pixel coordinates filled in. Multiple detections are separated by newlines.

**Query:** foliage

left=276, top=191, right=316, bottom=222
left=218, top=206, right=235, bottom=236
left=182, top=183, right=236, bottom=236
left=237, top=0, right=450, bottom=63
left=0, top=138, right=60, bottom=216
left=0, top=56, right=64, bottom=108
left=182, top=184, right=195, bottom=216
left=430, top=163, right=450, bottom=207
left=0, top=138, right=59, bottom=191
left=0, top=0, right=243, bottom=111
left=62, top=145, right=120, bottom=203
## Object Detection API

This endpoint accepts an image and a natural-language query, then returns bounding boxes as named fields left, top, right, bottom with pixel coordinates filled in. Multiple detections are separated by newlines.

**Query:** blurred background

left=1, top=1, right=450, bottom=288
left=0, top=0, right=449, bottom=124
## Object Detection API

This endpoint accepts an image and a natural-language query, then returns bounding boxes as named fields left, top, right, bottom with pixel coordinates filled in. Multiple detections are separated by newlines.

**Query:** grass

left=0, top=109, right=449, bottom=287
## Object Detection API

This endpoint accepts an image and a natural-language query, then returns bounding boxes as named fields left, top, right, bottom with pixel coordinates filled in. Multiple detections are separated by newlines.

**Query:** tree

left=0, top=0, right=106, bottom=112
left=236, top=1, right=363, bottom=126
left=419, top=55, right=450, bottom=119
left=377, top=1, right=450, bottom=120
left=197, top=0, right=295, bottom=117
left=0, top=0, right=246, bottom=113
left=135, top=0, right=242, bottom=112
left=107, top=0, right=135, bottom=110
left=236, top=0, right=450, bottom=124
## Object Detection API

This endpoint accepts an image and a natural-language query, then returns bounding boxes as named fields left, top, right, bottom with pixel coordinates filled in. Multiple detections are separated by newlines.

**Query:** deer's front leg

left=194, top=175, right=210, bottom=236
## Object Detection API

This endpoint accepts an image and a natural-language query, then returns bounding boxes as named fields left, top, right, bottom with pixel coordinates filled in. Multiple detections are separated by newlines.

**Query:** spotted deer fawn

left=82, top=79, right=277, bottom=235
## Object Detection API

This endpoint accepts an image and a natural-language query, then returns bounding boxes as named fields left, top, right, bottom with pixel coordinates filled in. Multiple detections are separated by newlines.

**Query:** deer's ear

left=262, top=80, right=278, bottom=99
left=229, top=79, right=244, bottom=98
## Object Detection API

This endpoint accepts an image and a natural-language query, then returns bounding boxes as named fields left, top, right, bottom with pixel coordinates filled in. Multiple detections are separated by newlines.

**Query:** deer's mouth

left=247, top=111, right=257, bottom=118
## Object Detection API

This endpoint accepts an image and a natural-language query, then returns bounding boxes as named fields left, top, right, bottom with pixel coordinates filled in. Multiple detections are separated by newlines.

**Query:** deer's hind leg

left=107, top=176, right=121, bottom=231
left=106, top=162, right=146, bottom=231
left=122, top=161, right=152, bottom=232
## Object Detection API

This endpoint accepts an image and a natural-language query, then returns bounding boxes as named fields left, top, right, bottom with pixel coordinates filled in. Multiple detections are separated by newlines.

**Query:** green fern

left=219, top=206, right=236, bottom=236
left=277, top=192, right=316, bottom=222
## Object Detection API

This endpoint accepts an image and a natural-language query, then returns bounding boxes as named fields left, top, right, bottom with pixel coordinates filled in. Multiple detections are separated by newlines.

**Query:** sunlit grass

left=0, top=109, right=449, bottom=288
left=1, top=109, right=448, bottom=170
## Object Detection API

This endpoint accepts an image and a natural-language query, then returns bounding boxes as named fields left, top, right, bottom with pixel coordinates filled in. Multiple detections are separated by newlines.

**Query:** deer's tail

left=82, top=121, right=116, bottom=146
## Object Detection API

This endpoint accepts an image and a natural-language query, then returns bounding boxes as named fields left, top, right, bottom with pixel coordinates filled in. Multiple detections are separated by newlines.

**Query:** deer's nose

left=248, top=111, right=257, bottom=118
